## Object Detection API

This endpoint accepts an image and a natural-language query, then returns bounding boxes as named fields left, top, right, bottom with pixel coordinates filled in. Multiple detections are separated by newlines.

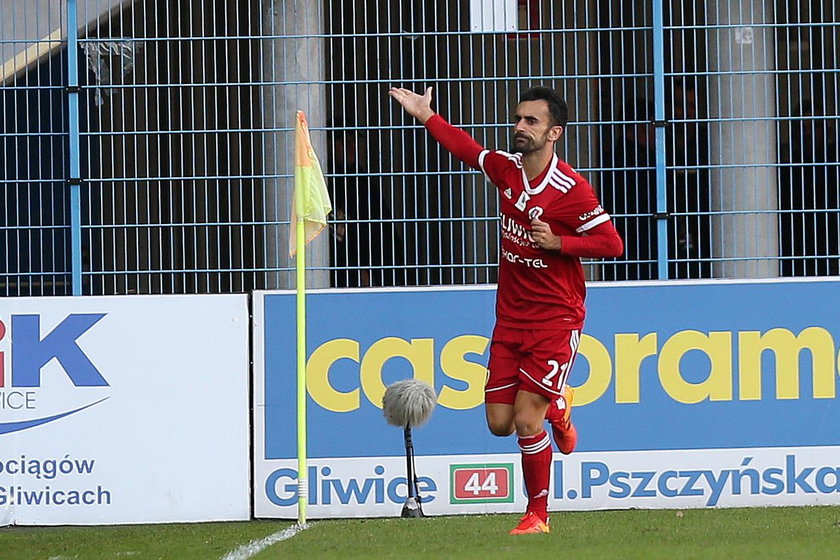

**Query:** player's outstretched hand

left=531, top=217, right=563, bottom=251
left=388, top=86, right=435, bottom=124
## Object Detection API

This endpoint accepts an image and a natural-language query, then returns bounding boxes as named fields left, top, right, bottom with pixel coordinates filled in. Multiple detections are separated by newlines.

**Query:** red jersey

left=425, top=114, right=623, bottom=330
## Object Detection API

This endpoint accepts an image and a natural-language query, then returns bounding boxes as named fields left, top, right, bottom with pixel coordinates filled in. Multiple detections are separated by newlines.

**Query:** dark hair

left=519, top=86, right=569, bottom=128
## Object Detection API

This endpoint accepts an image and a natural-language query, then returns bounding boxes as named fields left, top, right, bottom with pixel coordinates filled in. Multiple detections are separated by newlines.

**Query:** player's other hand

left=531, top=218, right=563, bottom=251
left=388, top=86, right=435, bottom=124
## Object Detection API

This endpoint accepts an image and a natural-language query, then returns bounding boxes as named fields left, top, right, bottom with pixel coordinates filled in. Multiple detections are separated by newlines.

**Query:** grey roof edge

left=0, top=0, right=137, bottom=85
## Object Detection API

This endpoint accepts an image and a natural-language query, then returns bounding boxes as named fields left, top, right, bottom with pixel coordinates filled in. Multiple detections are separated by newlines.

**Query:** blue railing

left=1, top=0, right=838, bottom=295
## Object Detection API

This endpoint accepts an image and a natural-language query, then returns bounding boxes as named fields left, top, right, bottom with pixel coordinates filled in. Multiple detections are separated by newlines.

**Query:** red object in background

left=453, top=467, right=511, bottom=500
left=0, top=319, right=5, bottom=387
left=508, top=0, right=541, bottom=40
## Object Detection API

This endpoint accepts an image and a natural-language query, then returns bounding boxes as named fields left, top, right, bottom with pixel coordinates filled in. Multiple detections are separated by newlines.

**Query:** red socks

left=518, top=430, right=552, bottom=522
left=544, top=394, right=569, bottom=425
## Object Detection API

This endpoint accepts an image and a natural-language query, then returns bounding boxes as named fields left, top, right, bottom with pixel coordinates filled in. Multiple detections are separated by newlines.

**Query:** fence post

left=705, top=0, right=779, bottom=278
left=261, top=0, right=328, bottom=290
left=66, top=0, right=83, bottom=295
left=652, top=0, right=669, bottom=280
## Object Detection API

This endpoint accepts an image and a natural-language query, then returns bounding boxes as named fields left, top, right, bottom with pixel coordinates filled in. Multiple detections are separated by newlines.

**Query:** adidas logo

left=504, top=188, right=513, bottom=199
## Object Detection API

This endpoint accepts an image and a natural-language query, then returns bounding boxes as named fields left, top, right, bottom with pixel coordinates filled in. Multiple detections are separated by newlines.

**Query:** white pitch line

left=220, top=523, right=309, bottom=560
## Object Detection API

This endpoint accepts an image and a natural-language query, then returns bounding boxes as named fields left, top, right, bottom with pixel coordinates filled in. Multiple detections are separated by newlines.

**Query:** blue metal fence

left=1, top=0, right=838, bottom=296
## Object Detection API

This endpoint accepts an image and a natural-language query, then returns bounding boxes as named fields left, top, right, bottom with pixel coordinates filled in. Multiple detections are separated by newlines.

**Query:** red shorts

left=485, top=324, right=581, bottom=404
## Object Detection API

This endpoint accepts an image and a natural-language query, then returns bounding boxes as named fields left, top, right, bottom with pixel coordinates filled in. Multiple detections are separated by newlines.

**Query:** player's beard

left=512, top=131, right=548, bottom=154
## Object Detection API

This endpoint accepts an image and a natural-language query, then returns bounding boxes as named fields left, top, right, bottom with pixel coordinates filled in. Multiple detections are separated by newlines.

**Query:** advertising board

left=0, top=295, right=251, bottom=525
left=253, top=281, right=840, bottom=518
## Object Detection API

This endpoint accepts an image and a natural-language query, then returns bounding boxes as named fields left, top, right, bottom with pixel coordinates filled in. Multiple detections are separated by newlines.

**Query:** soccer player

left=389, top=85, right=623, bottom=535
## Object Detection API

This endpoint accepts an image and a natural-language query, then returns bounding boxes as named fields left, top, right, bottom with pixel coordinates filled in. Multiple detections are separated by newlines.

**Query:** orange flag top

left=290, top=110, right=332, bottom=257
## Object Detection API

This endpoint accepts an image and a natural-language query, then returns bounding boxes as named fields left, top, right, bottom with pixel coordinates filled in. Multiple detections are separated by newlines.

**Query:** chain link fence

left=2, top=0, right=838, bottom=296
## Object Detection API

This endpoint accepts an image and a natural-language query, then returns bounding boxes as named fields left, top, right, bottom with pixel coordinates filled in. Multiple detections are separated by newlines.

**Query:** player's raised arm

left=388, top=86, right=486, bottom=169
left=388, top=87, right=436, bottom=123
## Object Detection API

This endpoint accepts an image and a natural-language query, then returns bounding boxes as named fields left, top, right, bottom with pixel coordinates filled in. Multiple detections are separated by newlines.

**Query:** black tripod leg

left=401, top=426, right=424, bottom=517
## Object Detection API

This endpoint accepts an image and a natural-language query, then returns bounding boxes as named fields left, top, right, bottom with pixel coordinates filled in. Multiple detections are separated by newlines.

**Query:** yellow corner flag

left=290, top=110, right=332, bottom=257
left=290, top=110, right=331, bottom=527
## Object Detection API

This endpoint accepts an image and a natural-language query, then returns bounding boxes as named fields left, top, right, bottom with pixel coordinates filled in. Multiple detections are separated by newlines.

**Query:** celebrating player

left=389, top=85, right=623, bottom=535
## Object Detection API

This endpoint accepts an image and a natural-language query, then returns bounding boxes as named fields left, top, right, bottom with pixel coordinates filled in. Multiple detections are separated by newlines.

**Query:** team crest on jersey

left=515, top=191, right=530, bottom=211
left=528, top=207, right=544, bottom=220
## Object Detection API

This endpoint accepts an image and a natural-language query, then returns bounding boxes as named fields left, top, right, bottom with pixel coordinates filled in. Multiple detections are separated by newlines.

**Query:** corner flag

left=290, top=110, right=332, bottom=256
left=290, top=110, right=331, bottom=527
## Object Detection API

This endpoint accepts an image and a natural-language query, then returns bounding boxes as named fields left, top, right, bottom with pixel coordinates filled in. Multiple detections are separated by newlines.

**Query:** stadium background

left=2, top=0, right=838, bottom=295
left=1, top=0, right=839, bottom=526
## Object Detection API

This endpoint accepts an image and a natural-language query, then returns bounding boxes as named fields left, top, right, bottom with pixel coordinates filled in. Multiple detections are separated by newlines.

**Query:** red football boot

left=509, top=511, right=550, bottom=535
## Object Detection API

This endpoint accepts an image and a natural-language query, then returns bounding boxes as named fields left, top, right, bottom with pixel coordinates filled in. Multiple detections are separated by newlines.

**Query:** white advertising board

left=0, top=295, right=251, bottom=525
left=258, top=446, right=840, bottom=518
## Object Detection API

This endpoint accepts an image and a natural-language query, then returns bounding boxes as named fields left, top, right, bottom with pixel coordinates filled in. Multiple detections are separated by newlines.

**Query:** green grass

left=0, top=519, right=290, bottom=560
left=2, top=507, right=840, bottom=560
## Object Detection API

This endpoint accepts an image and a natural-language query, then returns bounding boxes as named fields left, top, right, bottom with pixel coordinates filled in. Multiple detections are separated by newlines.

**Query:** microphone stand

left=400, top=425, right=424, bottom=518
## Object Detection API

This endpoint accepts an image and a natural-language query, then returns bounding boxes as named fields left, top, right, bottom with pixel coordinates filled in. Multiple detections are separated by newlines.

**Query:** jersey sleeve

left=424, top=114, right=485, bottom=169
left=561, top=221, right=624, bottom=258
left=425, top=115, right=520, bottom=193
left=554, top=181, right=624, bottom=258
left=478, top=150, right=524, bottom=195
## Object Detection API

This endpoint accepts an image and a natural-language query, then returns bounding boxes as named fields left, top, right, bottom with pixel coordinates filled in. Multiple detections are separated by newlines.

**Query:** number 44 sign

left=449, top=464, right=515, bottom=504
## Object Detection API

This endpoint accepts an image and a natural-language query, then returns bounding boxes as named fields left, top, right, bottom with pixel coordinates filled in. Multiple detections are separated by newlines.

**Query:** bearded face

left=512, top=128, right=550, bottom=154
left=511, top=99, right=562, bottom=154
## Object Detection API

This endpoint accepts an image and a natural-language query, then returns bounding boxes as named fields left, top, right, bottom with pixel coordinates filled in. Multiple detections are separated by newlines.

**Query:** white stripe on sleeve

left=575, top=213, right=611, bottom=233
left=478, top=149, right=490, bottom=173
